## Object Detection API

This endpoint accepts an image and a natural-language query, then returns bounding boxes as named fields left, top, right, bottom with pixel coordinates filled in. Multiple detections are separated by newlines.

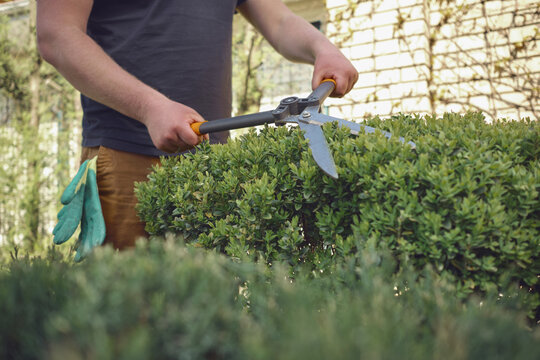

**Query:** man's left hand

left=312, top=48, right=359, bottom=98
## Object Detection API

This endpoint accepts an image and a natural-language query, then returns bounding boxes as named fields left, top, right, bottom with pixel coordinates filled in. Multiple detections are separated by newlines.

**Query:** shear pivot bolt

left=302, top=111, right=311, bottom=118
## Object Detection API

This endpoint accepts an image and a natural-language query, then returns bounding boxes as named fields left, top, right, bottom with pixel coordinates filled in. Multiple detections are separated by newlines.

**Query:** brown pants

left=81, top=146, right=161, bottom=250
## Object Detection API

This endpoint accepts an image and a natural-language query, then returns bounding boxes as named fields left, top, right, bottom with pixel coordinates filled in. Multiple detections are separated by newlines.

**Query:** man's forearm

left=37, top=27, right=204, bottom=151
left=238, top=0, right=340, bottom=65
left=37, top=26, right=165, bottom=127
left=268, top=12, right=338, bottom=65
left=238, top=0, right=358, bottom=96
left=36, top=0, right=206, bottom=152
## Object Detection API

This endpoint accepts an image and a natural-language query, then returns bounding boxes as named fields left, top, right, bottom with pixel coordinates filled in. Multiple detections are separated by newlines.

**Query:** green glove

left=53, top=156, right=106, bottom=261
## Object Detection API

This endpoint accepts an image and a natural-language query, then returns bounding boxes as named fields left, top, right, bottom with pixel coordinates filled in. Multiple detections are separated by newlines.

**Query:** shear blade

left=298, top=121, right=338, bottom=179
left=309, top=113, right=416, bottom=149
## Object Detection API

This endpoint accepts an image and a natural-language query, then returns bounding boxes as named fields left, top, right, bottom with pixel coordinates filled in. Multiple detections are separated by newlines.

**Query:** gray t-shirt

left=82, top=0, right=246, bottom=156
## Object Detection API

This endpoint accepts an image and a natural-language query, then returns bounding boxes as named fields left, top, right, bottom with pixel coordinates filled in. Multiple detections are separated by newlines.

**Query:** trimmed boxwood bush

left=135, top=113, right=539, bottom=318
left=1, top=240, right=539, bottom=360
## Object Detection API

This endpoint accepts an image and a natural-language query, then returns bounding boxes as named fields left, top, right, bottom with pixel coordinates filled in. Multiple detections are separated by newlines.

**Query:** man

left=37, top=0, right=358, bottom=251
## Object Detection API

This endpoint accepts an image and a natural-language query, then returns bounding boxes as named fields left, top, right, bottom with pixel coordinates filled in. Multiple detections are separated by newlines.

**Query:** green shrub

left=1, top=241, right=250, bottom=360
left=0, top=240, right=538, bottom=360
left=0, top=249, right=71, bottom=360
left=135, top=113, right=540, bottom=317
left=245, top=241, right=540, bottom=360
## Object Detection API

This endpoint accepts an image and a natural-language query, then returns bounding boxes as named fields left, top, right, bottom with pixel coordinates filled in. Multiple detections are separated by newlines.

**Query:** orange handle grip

left=191, top=121, right=207, bottom=136
left=321, top=78, right=337, bottom=87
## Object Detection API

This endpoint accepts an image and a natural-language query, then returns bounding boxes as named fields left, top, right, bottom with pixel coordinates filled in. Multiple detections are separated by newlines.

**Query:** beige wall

left=324, top=0, right=540, bottom=121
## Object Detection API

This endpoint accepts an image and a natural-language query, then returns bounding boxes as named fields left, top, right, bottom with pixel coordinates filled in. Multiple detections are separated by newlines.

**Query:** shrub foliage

left=1, top=241, right=538, bottom=360
left=136, top=113, right=539, bottom=316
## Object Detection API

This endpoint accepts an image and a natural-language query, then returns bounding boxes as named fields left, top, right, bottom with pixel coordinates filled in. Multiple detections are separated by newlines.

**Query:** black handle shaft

left=197, top=110, right=275, bottom=135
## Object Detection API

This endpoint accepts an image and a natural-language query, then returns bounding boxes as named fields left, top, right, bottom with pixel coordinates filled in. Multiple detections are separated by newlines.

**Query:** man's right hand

left=141, top=98, right=208, bottom=153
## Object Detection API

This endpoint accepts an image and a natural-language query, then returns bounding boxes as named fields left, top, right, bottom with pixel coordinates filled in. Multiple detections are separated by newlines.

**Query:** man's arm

left=36, top=0, right=204, bottom=153
left=237, top=0, right=358, bottom=97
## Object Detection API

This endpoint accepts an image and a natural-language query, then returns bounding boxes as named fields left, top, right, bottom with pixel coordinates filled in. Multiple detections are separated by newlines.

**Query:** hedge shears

left=191, top=79, right=415, bottom=179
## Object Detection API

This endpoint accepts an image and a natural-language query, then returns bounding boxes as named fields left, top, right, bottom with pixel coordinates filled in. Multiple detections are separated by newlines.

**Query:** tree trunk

left=24, top=0, right=42, bottom=245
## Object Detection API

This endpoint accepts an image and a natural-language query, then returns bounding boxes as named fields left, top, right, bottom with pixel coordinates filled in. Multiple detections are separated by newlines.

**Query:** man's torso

left=82, top=0, right=243, bottom=156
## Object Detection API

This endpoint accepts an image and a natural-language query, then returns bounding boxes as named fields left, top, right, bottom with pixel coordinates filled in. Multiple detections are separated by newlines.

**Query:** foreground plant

left=0, top=240, right=538, bottom=359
